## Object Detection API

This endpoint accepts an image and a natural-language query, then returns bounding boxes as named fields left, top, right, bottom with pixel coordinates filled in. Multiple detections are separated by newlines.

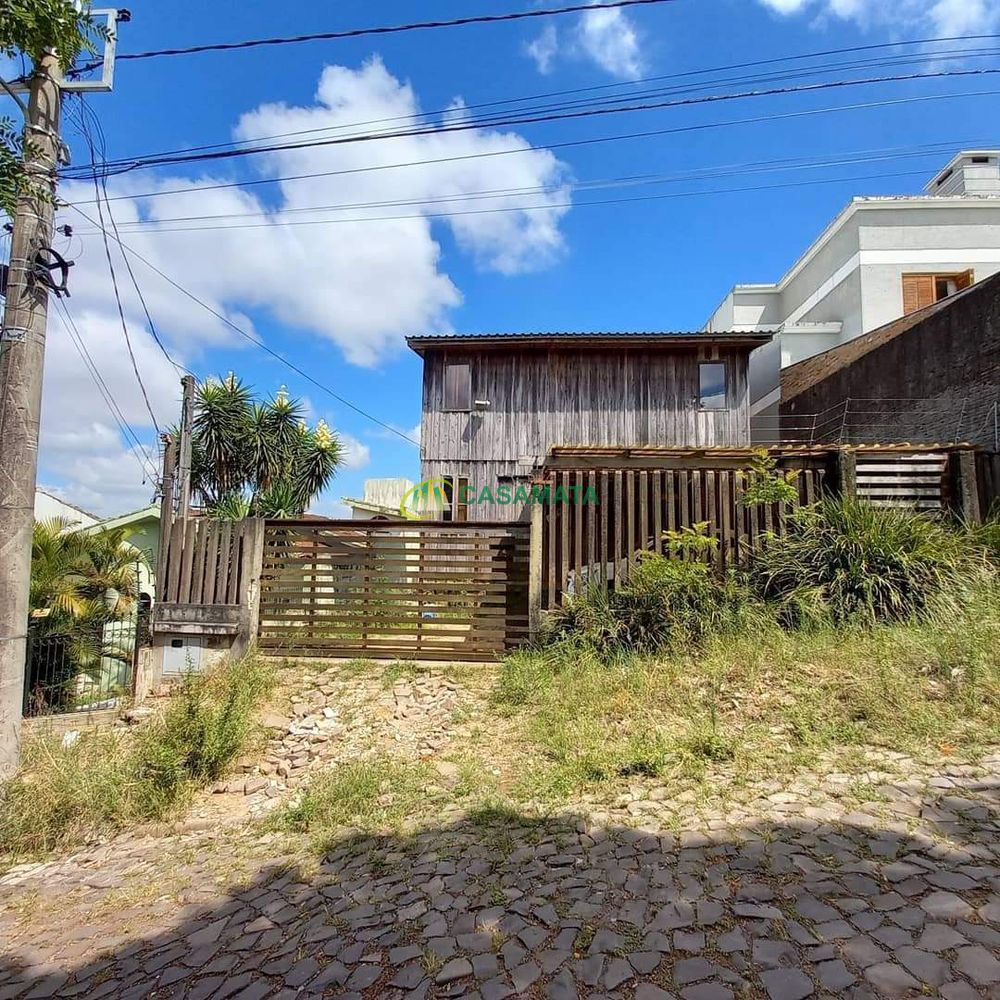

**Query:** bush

left=750, top=497, right=984, bottom=626
left=542, top=553, right=772, bottom=657
left=0, top=656, right=274, bottom=860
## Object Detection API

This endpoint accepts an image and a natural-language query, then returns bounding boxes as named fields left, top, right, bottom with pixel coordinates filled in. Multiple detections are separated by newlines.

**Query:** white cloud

left=526, top=24, right=560, bottom=74
left=42, top=58, right=571, bottom=513
left=339, top=433, right=371, bottom=470
left=525, top=2, right=646, bottom=80
left=577, top=6, right=645, bottom=80
left=756, top=0, right=1000, bottom=35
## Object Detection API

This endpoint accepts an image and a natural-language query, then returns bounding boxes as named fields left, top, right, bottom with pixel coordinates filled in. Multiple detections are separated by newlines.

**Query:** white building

left=33, top=488, right=100, bottom=528
left=705, top=151, right=1000, bottom=417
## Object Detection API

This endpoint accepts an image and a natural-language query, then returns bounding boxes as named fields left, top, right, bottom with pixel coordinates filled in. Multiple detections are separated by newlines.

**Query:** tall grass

left=494, top=580, right=1000, bottom=803
left=0, top=656, right=274, bottom=860
left=752, top=498, right=984, bottom=626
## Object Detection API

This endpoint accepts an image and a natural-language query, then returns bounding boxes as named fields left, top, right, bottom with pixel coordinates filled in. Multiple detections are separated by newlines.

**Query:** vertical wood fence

left=157, top=517, right=263, bottom=606
left=532, top=463, right=827, bottom=614
left=258, top=520, right=529, bottom=661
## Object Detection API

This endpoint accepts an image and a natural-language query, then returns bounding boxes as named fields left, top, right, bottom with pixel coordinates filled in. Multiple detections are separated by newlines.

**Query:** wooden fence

left=531, top=463, right=827, bottom=614
left=157, top=516, right=263, bottom=605
left=978, top=451, right=1000, bottom=516
left=257, top=520, right=530, bottom=661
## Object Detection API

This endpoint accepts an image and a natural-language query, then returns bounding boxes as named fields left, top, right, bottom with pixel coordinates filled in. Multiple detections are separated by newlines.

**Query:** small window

left=698, top=362, right=727, bottom=410
left=443, top=361, right=471, bottom=411
left=902, top=270, right=974, bottom=315
left=440, top=476, right=469, bottom=522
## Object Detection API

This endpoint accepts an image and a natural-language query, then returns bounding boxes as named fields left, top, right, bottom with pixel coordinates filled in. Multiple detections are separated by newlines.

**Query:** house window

left=901, top=270, right=973, bottom=315
left=440, top=476, right=469, bottom=522
left=698, top=362, right=727, bottom=410
left=443, top=362, right=471, bottom=411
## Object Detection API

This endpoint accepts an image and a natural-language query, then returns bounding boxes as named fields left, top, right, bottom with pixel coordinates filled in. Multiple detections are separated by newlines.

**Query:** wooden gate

left=258, top=520, right=529, bottom=661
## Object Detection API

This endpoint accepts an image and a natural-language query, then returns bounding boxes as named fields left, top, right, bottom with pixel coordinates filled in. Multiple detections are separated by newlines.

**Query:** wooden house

left=407, top=331, right=772, bottom=521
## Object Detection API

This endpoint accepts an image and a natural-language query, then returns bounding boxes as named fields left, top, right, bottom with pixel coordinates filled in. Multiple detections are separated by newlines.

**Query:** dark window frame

left=698, top=361, right=728, bottom=411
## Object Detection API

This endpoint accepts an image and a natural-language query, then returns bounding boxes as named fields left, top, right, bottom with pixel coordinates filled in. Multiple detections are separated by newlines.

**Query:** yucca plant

left=180, top=374, right=344, bottom=519
left=750, top=497, right=983, bottom=626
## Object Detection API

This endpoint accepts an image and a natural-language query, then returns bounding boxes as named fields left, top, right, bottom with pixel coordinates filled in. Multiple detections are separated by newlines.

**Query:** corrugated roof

left=781, top=272, right=1000, bottom=403
left=407, top=331, right=771, bottom=353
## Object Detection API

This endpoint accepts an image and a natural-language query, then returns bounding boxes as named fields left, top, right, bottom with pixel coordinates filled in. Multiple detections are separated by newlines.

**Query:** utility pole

left=176, top=373, right=195, bottom=521
left=0, top=51, right=63, bottom=778
left=156, top=431, right=177, bottom=588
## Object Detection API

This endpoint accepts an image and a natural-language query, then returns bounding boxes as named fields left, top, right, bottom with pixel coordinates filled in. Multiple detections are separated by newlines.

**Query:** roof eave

left=407, top=333, right=772, bottom=355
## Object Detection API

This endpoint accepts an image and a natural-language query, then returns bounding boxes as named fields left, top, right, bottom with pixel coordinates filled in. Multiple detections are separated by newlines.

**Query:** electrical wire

left=76, top=40, right=1000, bottom=164
left=70, top=166, right=945, bottom=235
left=74, top=0, right=675, bottom=69
left=68, top=203, right=421, bottom=448
left=71, top=96, right=192, bottom=377
left=61, top=66, right=1000, bottom=179
left=68, top=87, right=1000, bottom=209
left=74, top=101, right=165, bottom=435
left=67, top=140, right=984, bottom=231
left=53, top=298, right=160, bottom=484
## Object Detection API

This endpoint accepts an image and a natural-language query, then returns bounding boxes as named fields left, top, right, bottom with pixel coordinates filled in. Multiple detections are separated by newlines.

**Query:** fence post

left=835, top=449, right=857, bottom=499
left=951, top=448, right=982, bottom=524
left=528, top=497, right=544, bottom=642
left=233, top=518, right=266, bottom=659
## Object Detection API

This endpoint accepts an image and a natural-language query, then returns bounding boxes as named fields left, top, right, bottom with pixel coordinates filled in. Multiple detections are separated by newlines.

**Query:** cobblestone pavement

left=1, top=749, right=999, bottom=999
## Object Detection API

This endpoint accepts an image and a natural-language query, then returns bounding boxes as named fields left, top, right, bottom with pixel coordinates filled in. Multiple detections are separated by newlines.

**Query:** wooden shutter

left=901, top=274, right=935, bottom=315
left=444, top=362, right=471, bottom=411
left=955, top=269, right=974, bottom=291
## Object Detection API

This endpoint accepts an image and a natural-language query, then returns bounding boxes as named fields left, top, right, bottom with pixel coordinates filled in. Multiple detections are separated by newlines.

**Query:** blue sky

left=16, top=0, right=1000, bottom=514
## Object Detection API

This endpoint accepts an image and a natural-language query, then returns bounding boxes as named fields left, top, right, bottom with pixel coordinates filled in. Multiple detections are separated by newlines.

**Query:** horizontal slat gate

left=856, top=452, right=947, bottom=510
left=258, top=520, right=529, bottom=661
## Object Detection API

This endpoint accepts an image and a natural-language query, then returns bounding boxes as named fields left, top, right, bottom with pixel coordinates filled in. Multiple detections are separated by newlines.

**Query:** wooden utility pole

left=156, top=432, right=177, bottom=589
left=0, top=51, right=63, bottom=777
left=176, top=374, right=196, bottom=521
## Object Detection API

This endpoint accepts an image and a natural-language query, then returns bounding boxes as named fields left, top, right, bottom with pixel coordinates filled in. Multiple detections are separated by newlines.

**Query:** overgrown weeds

left=0, top=656, right=274, bottom=861
left=496, top=579, right=1000, bottom=803
left=274, top=756, right=431, bottom=851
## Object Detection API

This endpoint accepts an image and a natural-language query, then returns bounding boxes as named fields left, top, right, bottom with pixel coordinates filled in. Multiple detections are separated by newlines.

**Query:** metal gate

left=258, top=520, right=530, bottom=661
left=23, top=605, right=150, bottom=718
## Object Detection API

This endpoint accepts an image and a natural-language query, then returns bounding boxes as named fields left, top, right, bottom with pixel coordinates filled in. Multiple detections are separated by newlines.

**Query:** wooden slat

left=178, top=520, right=198, bottom=603
left=652, top=471, right=663, bottom=557
left=200, top=521, right=220, bottom=604
left=599, top=471, right=609, bottom=588
left=613, top=470, right=623, bottom=586
left=573, top=470, right=584, bottom=595
left=214, top=521, right=232, bottom=604
left=625, top=469, right=636, bottom=579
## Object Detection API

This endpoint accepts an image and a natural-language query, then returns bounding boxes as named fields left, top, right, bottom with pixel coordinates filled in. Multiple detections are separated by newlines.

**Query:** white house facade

left=705, top=151, right=1000, bottom=416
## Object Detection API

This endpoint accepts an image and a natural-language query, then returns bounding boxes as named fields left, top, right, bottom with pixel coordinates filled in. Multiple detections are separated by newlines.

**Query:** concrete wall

left=781, top=275, right=1000, bottom=448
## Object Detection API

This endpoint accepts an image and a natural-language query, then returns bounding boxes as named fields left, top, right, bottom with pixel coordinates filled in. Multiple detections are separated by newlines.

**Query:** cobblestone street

left=1, top=745, right=998, bottom=999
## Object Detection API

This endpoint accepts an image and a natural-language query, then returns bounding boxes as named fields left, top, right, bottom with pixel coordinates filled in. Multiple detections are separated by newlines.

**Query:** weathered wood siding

left=421, top=347, right=752, bottom=520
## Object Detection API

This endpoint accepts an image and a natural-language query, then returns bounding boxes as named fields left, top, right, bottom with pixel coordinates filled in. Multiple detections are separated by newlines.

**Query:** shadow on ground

left=1, top=767, right=999, bottom=999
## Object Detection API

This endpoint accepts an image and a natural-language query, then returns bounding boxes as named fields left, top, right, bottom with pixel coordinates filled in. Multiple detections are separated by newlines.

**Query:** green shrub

left=542, top=553, right=772, bottom=657
left=751, top=497, right=984, bottom=626
left=0, top=656, right=274, bottom=860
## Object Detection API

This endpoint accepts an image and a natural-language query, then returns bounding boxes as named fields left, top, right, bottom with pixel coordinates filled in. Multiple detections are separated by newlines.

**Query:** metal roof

left=407, top=331, right=772, bottom=353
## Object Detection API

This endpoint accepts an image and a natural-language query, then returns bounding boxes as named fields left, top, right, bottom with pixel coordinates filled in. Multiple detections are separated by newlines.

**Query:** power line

left=77, top=39, right=1000, bottom=165
left=61, top=66, right=1000, bottom=179
left=67, top=141, right=983, bottom=230
left=74, top=100, right=164, bottom=436
left=71, top=97, right=192, bottom=377
left=68, top=203, right=421, bottom=448
left=70, top=165, right=946, bottom=236
left=53, top=299, right=160, bottom=484
left=67, top=88, right=999, bottom=208
left=75, top=0, right=675, bottom=69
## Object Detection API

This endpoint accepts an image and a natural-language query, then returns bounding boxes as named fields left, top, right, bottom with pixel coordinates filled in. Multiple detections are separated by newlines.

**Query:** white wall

left=33, top=490, right=99, bottom=527
left=712, top=198, right=1000, bottom=408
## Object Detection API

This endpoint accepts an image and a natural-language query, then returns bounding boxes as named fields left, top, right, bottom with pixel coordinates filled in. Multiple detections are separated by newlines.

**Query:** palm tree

left=185, top=374, right=343, bottom=519
left=28, top=519, right=143, bottom=712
